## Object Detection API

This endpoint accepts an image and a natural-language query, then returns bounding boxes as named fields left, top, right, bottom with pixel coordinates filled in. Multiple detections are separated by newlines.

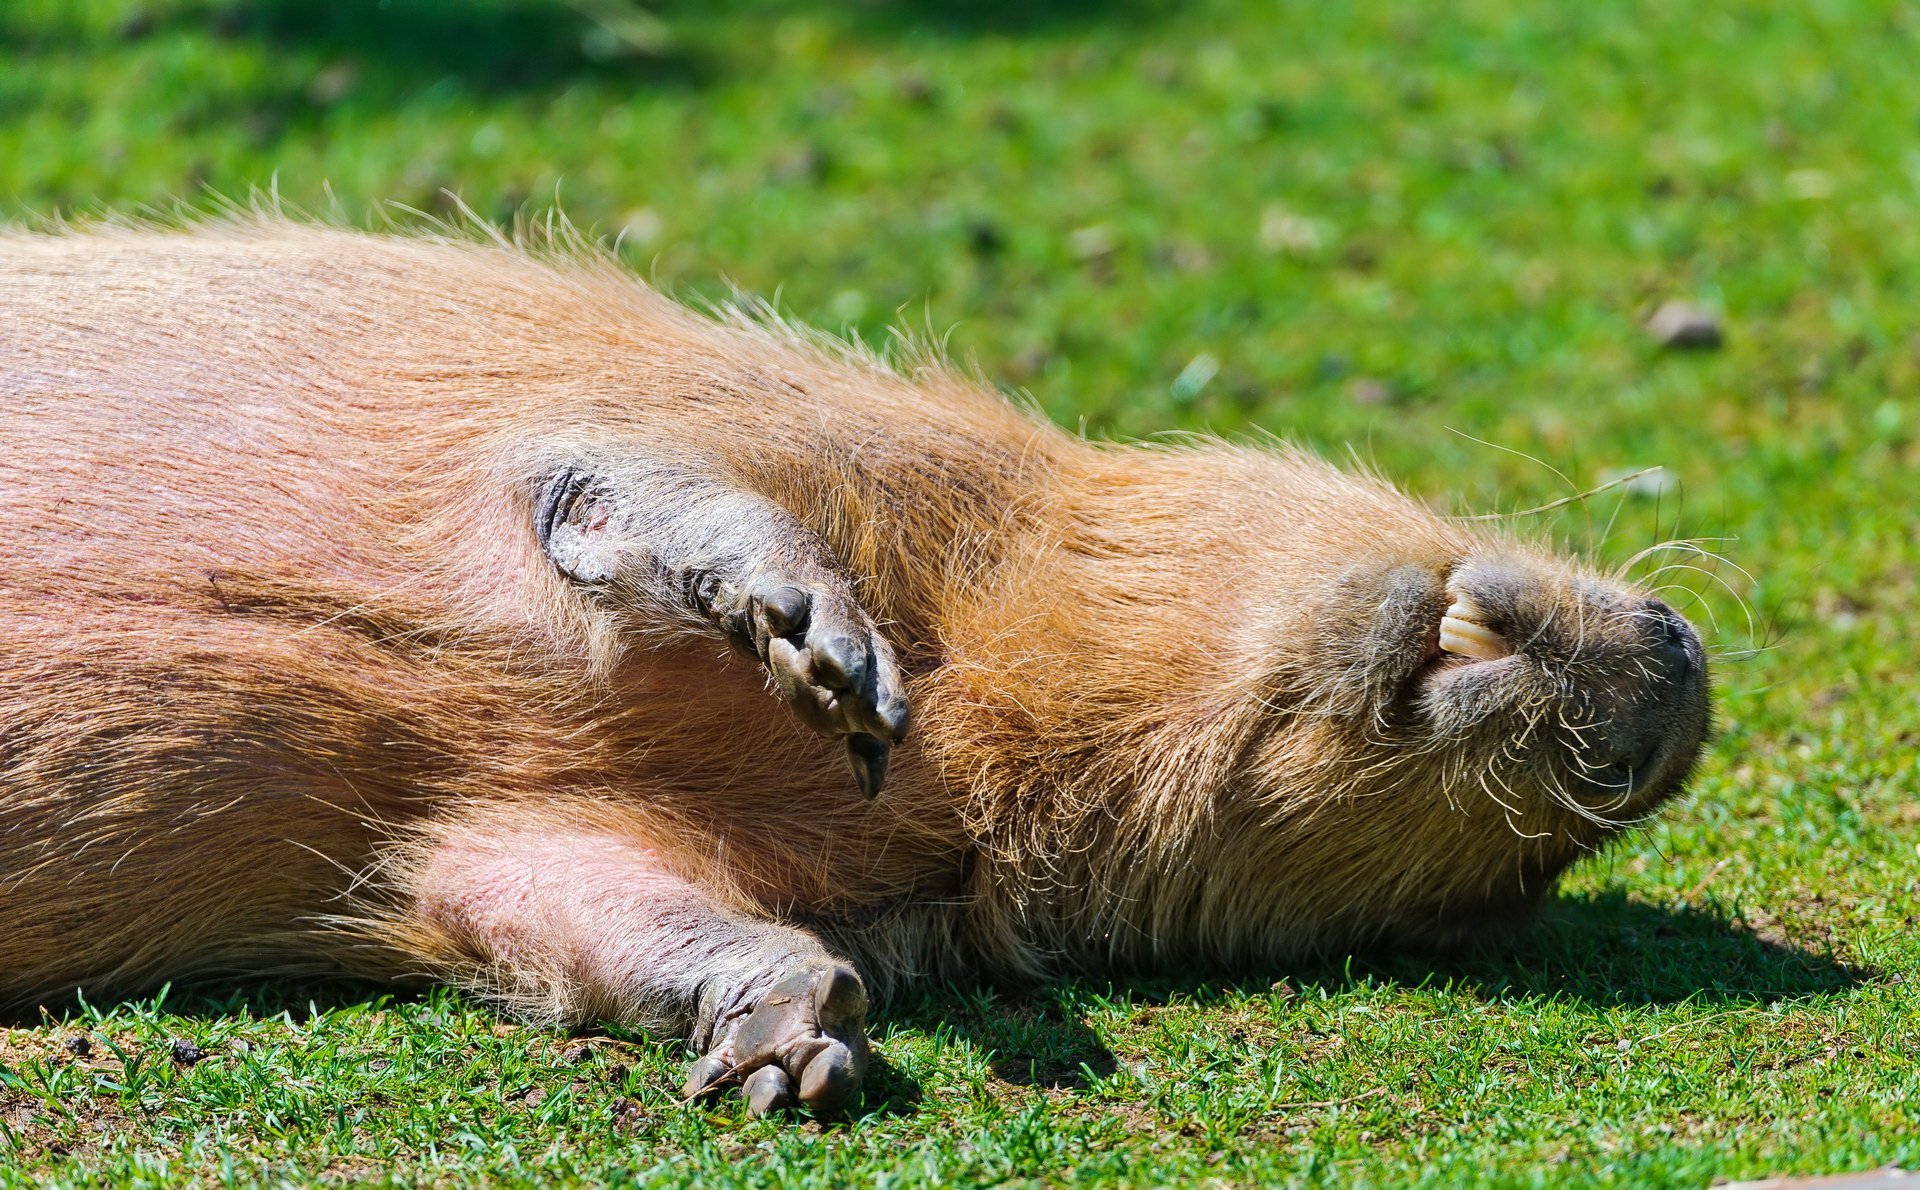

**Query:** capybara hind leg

left=406, top=814, right=870, bottom=1115
left=534, top=461, right=910, bottom=795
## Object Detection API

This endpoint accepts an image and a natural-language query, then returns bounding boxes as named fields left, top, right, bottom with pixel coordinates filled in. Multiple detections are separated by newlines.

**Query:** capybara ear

left=535, top=465, right=622, bottom=583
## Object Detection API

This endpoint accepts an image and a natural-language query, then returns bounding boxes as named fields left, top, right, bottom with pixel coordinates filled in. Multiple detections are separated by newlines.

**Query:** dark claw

left=813, top=964, right=868, bottom=1025
left=681, top=1054, right=733, bottom=1100
left=877, top=693, right=911, bottom=742
left=743, top=1065, right=795, bottom=1116
left=846, top=733, right=889, bottom=800
left=811, top=635, right=866, bottom=693
left=797, top=1045, right=862, bottom=1114
left=723, top=608, right=756, bottom=654
left=760, top=586, right=810, bottom=637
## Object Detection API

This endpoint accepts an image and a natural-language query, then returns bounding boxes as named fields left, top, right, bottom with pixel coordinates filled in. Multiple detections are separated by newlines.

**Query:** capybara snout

left=1383, top=550, right=1712, bottom=819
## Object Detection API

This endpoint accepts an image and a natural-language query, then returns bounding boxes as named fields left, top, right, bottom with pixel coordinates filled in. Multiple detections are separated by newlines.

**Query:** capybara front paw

left=708, top=577, right=910, bottom=798
left=682, top=963, right=871, bottom=1117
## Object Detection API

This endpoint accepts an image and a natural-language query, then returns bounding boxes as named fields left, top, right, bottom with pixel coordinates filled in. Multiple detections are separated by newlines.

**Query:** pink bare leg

left=405, top=813, right=870, bottom=1115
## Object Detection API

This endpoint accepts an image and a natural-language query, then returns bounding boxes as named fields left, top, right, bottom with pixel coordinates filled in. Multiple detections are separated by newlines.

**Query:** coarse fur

left=0, top=217, right=1711, bottom=1051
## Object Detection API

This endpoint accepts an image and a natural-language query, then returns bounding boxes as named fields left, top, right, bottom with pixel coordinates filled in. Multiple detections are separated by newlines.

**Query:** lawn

left=2, top=0, right=1917, bottom=1185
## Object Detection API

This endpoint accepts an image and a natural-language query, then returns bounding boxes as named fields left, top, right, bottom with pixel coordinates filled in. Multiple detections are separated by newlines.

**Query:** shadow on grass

left=761, top=0, right=1164, bottom=38
left=0, top=0, right=709, bottom=97
left=2, top=889, right=1859, bottom=1122
left=875, top=888, right=1866, bottom=1108
left=0, top=977, right=409, bottom=1031
left=204, top=0, right=712, bottom=92
left=1359, top=888, right=1867, bottom=1007
left=1, top=0, right=1157, bottom=100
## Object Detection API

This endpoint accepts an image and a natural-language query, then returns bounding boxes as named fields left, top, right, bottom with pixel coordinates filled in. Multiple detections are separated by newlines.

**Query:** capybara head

left=975, top=441, right=1713, bottom=971
left=1206, top=445, right=1710, bottom=955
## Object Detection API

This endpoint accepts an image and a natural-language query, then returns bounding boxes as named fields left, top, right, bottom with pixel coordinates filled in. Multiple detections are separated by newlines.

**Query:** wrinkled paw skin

left=697, top=573, right=911, bottom=798
left=682, top=964, right=871, bottom=1118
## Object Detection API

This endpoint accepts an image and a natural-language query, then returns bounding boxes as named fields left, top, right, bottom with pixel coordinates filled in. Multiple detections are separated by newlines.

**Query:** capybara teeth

left=1438, top=595, right=1512, bottom=661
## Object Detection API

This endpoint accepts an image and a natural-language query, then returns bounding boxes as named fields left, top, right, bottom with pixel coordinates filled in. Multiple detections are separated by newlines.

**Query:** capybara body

left=0, top=221, right=1709, bottom=1112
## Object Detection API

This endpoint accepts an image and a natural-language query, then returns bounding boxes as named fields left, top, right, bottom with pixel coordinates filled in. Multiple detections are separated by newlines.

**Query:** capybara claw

left=846, top=733, right=889, bottom=800
left=797, top=1045, right=862, bottom=1114
left=690, top=963, right=871, bottom=1120
left=743, top=1065, right=794, bottom=1116
left=680, top=1053, right=733, bottom=1101
left=725, top=578, right=910, bottom=796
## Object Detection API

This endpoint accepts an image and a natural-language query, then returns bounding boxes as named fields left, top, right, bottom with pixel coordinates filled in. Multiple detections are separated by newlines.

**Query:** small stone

left=63, top=1035, right=92, bottom=1059
left=118, top=9, right=156, bottom=40
left=606, top=1062, right=631, bottom=1086
left=896, top=72, right=936, bottom=105
left=1646, top=301, right=1723, bottom=350
left=1162, top=240, right=1214, bottom=273
left=770, top=144, right=828, bottom=185
left=1068, top=224, right=1118, bottom=262
left=612, top=1097, right=655, bottom=1133
left=618, top=208, right=663, bottom=248
left=1348, top=378, right=1394, bottom=407
left=562, top=1042, right=593, bottom=1065
left=306, top=60, right=360, bottom=108
left=521, top=1086, right=548, bottom=1108
left=170, top=1038, right=205, bottom=1066
left=1259, top=205, right=1328, bottom=256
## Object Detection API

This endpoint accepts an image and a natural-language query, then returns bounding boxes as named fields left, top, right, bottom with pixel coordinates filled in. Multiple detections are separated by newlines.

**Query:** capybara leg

left=535, top=462, right=910, bottom=796
left=410, top=817, right=870, bottom=1114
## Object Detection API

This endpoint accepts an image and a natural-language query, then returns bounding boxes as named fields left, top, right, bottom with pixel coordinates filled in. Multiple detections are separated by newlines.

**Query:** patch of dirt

left=319, top=1157, right=391, bottom=1185
left=1741, top=889, right=1874, bottom=970
left=0, top=1083, right=137, bottom=1167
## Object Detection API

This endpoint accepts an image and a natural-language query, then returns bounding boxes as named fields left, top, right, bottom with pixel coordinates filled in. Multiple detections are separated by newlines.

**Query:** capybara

left=0, top=220, right=1710, bottom=1114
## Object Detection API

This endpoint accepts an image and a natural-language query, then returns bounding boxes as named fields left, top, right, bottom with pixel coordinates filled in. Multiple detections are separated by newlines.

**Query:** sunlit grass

left=2, top=0, right=1917, bottom=1184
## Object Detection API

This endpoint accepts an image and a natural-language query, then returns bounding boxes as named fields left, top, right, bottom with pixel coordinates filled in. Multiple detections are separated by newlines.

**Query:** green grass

left=3, top=0, right=1918, bottom=1184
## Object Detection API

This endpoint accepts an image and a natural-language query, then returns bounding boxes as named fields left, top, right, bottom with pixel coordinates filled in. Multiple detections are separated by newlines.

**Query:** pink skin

left=415, top=818, right=870, bottom=1115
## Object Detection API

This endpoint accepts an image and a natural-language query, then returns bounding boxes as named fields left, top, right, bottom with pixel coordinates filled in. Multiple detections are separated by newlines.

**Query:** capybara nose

left=1640, top=597, right=1699, bottom=683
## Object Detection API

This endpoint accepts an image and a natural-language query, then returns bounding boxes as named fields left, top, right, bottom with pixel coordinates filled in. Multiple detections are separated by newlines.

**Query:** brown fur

left=0, top=219, right=1709, bottom=1017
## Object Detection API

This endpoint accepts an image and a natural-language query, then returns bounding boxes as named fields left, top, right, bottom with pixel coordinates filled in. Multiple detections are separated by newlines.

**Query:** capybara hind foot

left=683, top=963, right=870, bottom=1116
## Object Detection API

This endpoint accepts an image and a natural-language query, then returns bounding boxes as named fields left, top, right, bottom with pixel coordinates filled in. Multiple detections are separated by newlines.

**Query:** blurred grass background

left=1, top=1, right=1917, bottom=1185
